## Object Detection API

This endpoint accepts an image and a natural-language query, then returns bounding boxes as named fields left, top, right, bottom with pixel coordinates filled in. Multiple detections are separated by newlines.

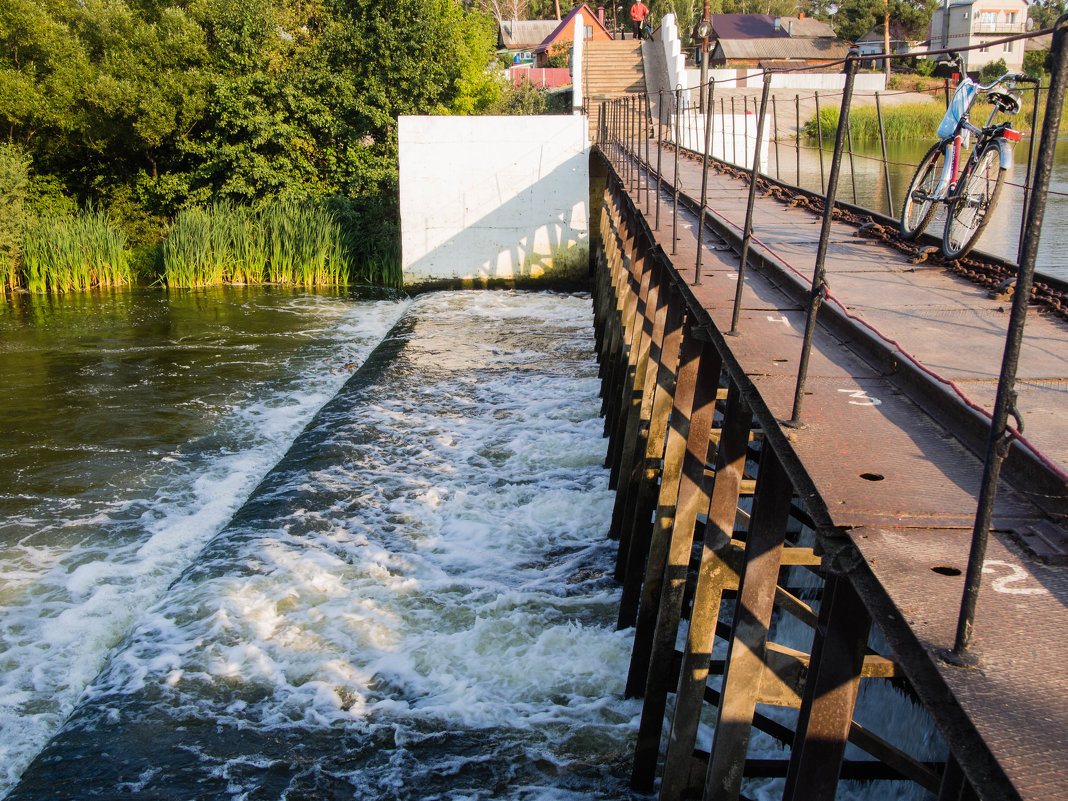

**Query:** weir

left=586, top=17, right=1068, bottom=801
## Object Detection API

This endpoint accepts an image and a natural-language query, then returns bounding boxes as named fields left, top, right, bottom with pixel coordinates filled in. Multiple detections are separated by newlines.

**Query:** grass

left=21, top=210, right=131, bottom=293
left=804, top=92, right=1065, bottom=141
left=161, top=201, right=352, bottom=289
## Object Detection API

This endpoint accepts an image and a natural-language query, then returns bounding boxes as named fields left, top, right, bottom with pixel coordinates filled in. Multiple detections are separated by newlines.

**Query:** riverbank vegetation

left=1, top=0, right=509, bottom=293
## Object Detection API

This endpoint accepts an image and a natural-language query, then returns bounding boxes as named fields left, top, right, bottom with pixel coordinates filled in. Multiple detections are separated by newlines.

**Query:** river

left=764, top=135, right=1068, bottom=282
left=0, top=287, right=942, bottom=800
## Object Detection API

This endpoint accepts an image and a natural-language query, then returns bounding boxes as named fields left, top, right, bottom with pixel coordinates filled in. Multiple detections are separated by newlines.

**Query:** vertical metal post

left=656, top=90, right=664, bottom=230
left=720, top=96, right=727, bottom=161
left=944, top=77, right=951, bottom=107
left=846, top=110, right=857, bottom=205
left=875, top=91, right=894, bottom=214
left=694, top=79, right=716, bottom=286
left=672, top=87, right=681, bottom=255
left=773, top=94, right=781, bottom=181
left=645, top=91, right=652, bottom=214
left=1018, top=81, right=1042, bottom=262
left=814, top=90, right=826, bottom=193
left=944, top=14, right=1068, bottom=667
left=730, top=95, right=737, bottom=164
left=627, top=96, right=634, bottom=189
left=795, top=93, right=801, bottom=186
left=789, top=51, right=861, bottom=426
left=729, top=72, right=773, bottom=334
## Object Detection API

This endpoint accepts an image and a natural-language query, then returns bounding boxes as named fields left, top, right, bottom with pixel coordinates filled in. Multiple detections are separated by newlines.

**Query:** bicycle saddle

left=987, top=89, right=1022, bottom=115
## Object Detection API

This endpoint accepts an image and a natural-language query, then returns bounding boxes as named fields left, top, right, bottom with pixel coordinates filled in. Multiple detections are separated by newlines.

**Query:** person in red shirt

left=630, top=1, right=649, bottom=39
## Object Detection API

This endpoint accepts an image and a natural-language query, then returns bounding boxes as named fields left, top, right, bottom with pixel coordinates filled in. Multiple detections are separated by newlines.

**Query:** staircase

left=583, top=40, right=647, bottom=143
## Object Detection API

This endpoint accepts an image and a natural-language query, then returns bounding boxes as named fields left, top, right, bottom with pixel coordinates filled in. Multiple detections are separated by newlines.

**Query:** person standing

left=630, top=0, right=649, bottom=39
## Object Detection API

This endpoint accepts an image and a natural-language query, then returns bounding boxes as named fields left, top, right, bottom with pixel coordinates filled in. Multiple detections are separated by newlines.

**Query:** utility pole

left=696, top=0, right=712, bottom=112
left=884, top=0, right=891, bottom=78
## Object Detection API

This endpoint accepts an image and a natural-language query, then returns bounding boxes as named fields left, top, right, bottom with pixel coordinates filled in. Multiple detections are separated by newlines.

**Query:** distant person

left=630, top=1, right=649, bottom=39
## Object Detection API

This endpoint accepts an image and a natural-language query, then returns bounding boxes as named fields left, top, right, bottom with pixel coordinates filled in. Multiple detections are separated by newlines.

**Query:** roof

left=709, top=13, right=836, bottom=40
left=534, top=4, right=611, bottom=52
left=714, top=37, right=851, bottom=61
left=498, top=19, right=560, bottom=49
left=776, top=16, right=836, bottom=38
left=856, top=21, right=925, bottom=44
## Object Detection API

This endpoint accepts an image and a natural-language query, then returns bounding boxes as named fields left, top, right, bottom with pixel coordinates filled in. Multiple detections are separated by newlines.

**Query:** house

left=533, top=4, right=614, bottom=67
left=927, top=0, right=1028, bottom=73
left=856, top=21, right=926, bottom=59
left=498, top=18, right=561, bottom=64
left=706, top=13, right=850, bottom=68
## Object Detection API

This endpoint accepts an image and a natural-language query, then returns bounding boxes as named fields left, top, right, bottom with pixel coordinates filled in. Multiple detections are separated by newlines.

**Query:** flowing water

left=0, top=285, right=944, bottom=799
left=0, top=287, right=639, bottom=799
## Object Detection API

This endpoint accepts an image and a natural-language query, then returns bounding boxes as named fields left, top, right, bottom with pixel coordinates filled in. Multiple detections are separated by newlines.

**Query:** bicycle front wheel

left=943, top=143, right=1005, bottom=260
left=900, top=142, right=946, bottom=239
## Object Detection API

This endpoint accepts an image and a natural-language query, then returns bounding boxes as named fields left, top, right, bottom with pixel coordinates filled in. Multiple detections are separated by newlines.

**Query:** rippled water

left=1, top=288, right=639, bottom=799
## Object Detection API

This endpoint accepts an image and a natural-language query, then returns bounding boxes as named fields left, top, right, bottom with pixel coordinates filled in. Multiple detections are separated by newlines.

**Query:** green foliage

left=804, top=102, right=945, bottom=141
left=1024, top=49, right=1050, bottom=79
left=1029, top=0, right=1066, bottom=30
left=1, top=0, right=504, bottom=288
left=545, top=42, right=570, bottom=68
left=161, top=201, right=367, bottom=288
left=830, top=0, right=934, bottom=46
left=22, top=209, right=131, bottom=293
left=979, top=58, right=1009, bottom=84
left=0, top=143, right=33, bottom=290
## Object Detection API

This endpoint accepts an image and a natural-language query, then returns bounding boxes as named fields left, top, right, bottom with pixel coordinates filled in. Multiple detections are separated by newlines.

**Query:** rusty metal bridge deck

left=594, top=140, right=1068, bottom=800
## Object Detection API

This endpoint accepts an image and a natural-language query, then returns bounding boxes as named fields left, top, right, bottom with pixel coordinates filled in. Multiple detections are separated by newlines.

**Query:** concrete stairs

left=583, top=39, right=647, bottom=142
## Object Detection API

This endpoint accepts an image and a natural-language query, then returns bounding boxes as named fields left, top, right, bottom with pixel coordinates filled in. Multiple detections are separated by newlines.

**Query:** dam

left=2, top=13, right=1068, bottom=801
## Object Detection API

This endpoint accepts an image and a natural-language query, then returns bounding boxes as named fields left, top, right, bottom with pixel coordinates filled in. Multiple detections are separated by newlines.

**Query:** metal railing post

left=644, top=91, right=652, bottom=213
left=847, top=109, right=858, bottom=205
left=944, top=13, right=1068, bottom=668
left=1018, top=81, right=1043, bottom=262
left=875, top=91, right=894, bottom=214
left=773, top=94, right=781, bottom=181
left=814, top=90, right=826, bottom=193
left=656, top=90, right=664, bottom=230
left=673, top=87, right=681, bottom=254
left=729, top=71, right=773, bottom=333
left=721, top=96, right=727, bottom=162
left=730, top=95, right=737, bottom=164
left=795, top=93, right=801, bottom=185
left=694, top=79, right=716, bottom=286
left=788, top=51, right=861, bottom=425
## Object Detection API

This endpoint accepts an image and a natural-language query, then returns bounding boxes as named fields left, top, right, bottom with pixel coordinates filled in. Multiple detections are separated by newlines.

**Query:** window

left=1008, top=11, right=1016, bottom=24
left=584, top=25, right=593, bottom=39
left=1004, top=39, right=1014, bottom=52
left=980, top=11, right=997, bottom=25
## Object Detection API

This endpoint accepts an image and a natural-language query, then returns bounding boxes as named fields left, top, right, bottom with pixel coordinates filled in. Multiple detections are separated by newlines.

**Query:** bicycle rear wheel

left=900, top=142, right=946, bottom=239
left=942, top=143, right=1005, bottom=260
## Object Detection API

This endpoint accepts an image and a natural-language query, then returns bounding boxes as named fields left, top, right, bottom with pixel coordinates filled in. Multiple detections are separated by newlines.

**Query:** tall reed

left=21, top=210, right=131, bottom=293
left=805, top=96, right=1057, bottom=142
left=162, top=202, right=350, bottom=288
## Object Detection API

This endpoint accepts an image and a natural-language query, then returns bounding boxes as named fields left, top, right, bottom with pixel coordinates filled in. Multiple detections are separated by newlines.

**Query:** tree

left=831, top=0, right=933, bottom=48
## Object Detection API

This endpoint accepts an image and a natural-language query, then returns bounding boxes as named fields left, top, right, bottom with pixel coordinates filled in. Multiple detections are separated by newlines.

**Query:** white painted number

left=837, top=388, right=882, bottom=407
left=767, top=315, right=789, bottom=325
left=983, top=560, right=1049, bottom=595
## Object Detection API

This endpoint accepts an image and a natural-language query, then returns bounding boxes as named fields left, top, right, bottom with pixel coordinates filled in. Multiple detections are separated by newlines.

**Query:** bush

left=0, top=144, right=33, bottom=291
left=545, top=42, right=570, bottom=69
left=979, top=58, right=1008, bottom=84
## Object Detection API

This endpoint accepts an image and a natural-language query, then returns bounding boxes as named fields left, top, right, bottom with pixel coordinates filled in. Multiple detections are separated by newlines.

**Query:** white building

left=928, top=0, right=1028, bottom=73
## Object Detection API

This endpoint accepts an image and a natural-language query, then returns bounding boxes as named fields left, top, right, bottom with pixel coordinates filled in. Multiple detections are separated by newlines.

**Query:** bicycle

left=899, top=55, right=1036, bottom=259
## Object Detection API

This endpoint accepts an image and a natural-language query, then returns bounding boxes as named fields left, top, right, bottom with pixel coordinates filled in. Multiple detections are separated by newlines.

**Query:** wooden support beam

left=782, top=575, right=872, bottom=801
left=657, top=384, right=754, bottom=801
left=703, top=446, right=793, bottom=801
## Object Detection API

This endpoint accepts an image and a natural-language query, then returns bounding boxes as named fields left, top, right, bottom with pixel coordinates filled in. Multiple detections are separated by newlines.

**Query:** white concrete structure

left=658, top=14, right=690, bottom=106
left=674, top=112, right=770, bottom=173
left=572, top=17, right=584, bottom=114
left=685, top=68, right=886, bottom=91
left=399, top=115, right=590, bottom=287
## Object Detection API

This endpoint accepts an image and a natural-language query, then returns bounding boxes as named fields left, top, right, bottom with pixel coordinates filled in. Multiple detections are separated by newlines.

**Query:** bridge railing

left=596, top=15, right=1068, bottom=667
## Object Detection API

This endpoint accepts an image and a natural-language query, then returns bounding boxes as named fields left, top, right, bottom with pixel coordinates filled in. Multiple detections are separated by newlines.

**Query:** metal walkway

left=591, top=124, right=1068, bottom=801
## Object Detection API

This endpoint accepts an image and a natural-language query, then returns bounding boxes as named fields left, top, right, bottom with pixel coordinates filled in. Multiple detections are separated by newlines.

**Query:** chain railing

left=594, top=16, right=1068, bottom=668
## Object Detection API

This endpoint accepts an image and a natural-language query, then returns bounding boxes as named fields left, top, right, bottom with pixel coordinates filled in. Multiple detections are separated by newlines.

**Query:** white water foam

left=0, top=294, right=410, bottom=796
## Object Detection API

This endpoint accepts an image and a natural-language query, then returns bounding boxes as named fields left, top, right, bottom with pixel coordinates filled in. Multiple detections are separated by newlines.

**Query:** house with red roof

left=534, top=4, right=614, bottom=67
